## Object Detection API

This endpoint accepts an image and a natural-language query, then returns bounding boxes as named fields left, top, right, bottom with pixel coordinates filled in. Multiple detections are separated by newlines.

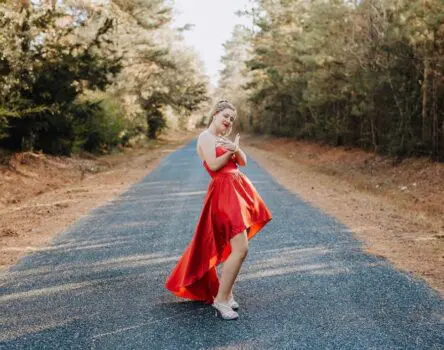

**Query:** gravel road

left=1, top=140, right=443, bottom=349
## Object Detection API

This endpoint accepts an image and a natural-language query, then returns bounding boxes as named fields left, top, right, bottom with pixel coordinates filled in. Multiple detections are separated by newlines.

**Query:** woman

left=165, top=100, right=272, bottom=320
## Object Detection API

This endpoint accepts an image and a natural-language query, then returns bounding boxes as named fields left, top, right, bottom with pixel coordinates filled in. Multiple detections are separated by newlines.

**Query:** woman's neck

left=208, top=125, right=223, bottom=137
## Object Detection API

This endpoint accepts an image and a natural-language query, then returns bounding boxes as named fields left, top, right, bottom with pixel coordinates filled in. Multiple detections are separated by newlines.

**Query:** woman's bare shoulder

left=197, top=130, right=215, bottom=146
left=198, top=129, right=211, bottom=139
left=197, top=130, right=212, bottom=159
left=197, top=130, right=205, bottom=139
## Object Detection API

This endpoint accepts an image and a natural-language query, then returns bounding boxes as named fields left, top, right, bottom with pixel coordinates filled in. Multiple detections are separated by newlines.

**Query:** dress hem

left=165, top=215, right=272, bottom=303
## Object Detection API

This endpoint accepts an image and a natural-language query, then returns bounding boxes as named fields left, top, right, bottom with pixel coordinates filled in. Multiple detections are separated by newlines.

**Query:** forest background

left=0, top=0, right=443, bottom=160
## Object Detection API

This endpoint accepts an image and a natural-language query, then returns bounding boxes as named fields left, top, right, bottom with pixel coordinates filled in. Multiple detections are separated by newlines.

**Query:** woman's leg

left=226, top=227, right=251, bottom=299
left=214, top=230, right=248, bottom=303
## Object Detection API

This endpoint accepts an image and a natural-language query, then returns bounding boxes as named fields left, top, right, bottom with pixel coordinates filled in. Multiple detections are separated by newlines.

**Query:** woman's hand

left=217, top=134, right=240, bottom=153
left=231, top=133, right=247, bottom=166
left=233, top=133, right=240, bottom=152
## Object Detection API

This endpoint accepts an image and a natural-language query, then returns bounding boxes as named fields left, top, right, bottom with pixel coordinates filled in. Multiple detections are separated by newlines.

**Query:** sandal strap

left=213, top=301, right=237, bottom=316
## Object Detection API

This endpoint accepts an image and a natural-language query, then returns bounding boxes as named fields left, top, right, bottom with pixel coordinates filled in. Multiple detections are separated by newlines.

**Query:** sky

left=172, top=0, right=253, bottom=87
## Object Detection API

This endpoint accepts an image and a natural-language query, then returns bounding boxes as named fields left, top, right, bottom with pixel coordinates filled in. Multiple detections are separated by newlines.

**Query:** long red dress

left=165, top=145, right=272, bottom=303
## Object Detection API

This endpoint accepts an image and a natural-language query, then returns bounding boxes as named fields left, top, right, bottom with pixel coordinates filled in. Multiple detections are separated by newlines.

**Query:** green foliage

left=195, top=115, right=207, bottom=128
left=0, top=0, right=209, bottom=154
left=105, top=0, right=209, bottom=140
left=72, top=97, right=125, bottom=154
left=112, top=0, right=172, bottom=30
left=220, top=0, right=444, bottom=161
left=146, top=108, right=166, bottom=139
left=139, top=75, right=208, bottom=139
left=0, top=6, right=122, bottom=154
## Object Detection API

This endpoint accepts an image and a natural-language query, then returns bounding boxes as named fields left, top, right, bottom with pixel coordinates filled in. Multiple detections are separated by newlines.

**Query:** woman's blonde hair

left=208, top=99, right=237, bottom=137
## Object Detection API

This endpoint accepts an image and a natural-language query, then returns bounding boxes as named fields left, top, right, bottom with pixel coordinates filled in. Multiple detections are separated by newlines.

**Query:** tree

left=221, top=0, right=444, bottom=160
left=0, top=3, right=122, bottom=154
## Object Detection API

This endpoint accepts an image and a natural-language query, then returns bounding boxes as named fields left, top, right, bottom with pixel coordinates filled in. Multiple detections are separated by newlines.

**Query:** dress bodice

left=203, top=146, right=238, bottom=178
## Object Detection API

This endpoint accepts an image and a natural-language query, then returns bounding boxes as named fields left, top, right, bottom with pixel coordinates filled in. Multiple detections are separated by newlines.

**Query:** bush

left=73, top=97, right=125, bottom=154
left=0, top=9, right=122, bottom=155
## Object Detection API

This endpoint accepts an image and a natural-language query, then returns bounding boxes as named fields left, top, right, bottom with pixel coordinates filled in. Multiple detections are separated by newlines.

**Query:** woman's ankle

left=214, top=295, right=230, bottom=304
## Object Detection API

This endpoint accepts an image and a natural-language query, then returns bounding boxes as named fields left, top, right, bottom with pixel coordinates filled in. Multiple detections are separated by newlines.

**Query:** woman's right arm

left=198, top=132, right=234, bottom=171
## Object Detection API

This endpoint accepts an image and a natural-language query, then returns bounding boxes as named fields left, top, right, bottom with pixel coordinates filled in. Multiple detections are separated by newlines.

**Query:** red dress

left=165, top=146, right=272, bottom=303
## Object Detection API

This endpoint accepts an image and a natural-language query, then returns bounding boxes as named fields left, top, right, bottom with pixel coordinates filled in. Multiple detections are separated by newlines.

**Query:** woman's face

left=213, top=108, right=236, bottom=134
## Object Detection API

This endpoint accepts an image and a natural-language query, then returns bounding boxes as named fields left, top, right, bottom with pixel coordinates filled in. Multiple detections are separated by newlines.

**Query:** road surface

left=1, top=140, right=443, bottom=349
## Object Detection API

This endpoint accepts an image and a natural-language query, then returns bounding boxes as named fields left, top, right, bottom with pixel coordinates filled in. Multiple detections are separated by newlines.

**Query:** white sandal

left=212, top=300, right=239, bottom=320
left=228, top=297, right=239, bottom=310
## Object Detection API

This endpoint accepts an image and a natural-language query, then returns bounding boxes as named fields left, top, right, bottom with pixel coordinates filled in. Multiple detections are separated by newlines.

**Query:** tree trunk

left=370, top=114, right=377, bottom=152
left=421, top=56, right=429, bottom=143
left=431, top=68, right=438, bottom=159
left=19, top=0, right=30, bottom=12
